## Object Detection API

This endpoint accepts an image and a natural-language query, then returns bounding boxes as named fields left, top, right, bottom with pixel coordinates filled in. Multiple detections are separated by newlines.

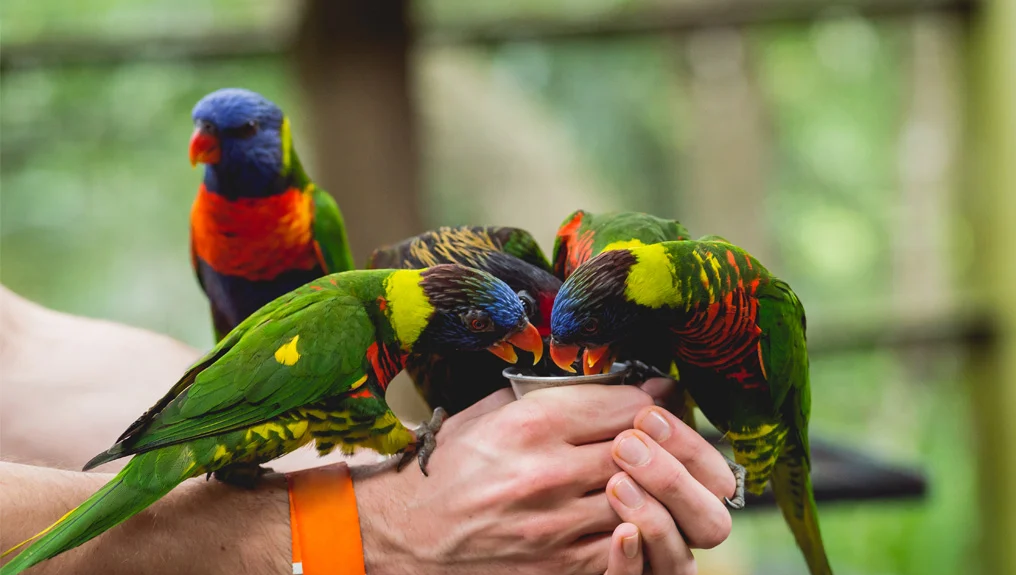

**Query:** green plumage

left=3, top=265, right=530, bottom=575
left=551, top=240, right=831, bottom=575
left=551, top=209, right=692, bottom=280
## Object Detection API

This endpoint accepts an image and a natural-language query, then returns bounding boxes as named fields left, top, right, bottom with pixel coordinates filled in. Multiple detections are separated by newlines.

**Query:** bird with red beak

left=188, top=88, right=354, bottom=342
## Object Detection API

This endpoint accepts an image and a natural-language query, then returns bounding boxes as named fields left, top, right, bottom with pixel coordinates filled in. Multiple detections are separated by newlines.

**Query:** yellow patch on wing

left=624, top=244, right=680, bottom=308
left=246, top=422, right=285, bottom=441
left=384, top=269, right=434, bottom=348
left=213, top=444, right=230, bottom=461
left=350, top=374, right=368, bottom=390
left=274, top=335, right=301, bottom=366
left=281, top=116, right=292, bottom=171
left=600, top=238, right=647, bottom=253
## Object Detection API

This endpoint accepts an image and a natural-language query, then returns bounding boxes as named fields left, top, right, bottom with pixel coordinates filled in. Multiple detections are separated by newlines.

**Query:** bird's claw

left=398, top=407, right=448, bottom=477
left=723, top=455, right=747, bottom=510
left=622, top=360, right=671, bottom=385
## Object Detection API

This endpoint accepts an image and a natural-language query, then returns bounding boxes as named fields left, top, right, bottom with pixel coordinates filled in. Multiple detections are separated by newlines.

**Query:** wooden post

left=293, top=0, right=421, bottom=265
left=966, top=1, right=1016, bottom=574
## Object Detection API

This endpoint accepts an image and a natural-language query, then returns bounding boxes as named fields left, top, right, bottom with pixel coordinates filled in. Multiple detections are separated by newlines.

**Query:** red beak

left=549, top=340, right=580, bottom=373
left=582, top=344, right=614, bottom=376
left=189, top=127, right=220, bottom=167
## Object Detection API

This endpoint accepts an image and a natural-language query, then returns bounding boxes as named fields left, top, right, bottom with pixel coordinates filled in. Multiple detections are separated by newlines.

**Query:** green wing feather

left=490, top=227, right=554, bottom=273
left=311, top=186, right=355, bottom=273
left=756, top=278, right=831, bottom=575
left=85, top=280, right=375, bottom=468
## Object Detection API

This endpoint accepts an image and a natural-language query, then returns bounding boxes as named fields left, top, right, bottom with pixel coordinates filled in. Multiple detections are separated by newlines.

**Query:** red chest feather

left=191, top=185, right=319, bottom=281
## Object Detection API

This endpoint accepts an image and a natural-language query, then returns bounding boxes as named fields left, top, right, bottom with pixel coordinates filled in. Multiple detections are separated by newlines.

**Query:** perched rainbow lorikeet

left=551, top=209, right=692, bottom=280
left=367, top=226, right=561, bottom=413
left=189, top=88, right=354, bottom=341
left=1, top=266, right=542, bottom=575
left=552, top=209, right=698, bottom=419
left=548, top=240, right=832, bottom=575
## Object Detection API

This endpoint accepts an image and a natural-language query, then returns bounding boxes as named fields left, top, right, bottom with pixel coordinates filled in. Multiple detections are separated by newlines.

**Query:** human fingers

left=637, top=378, right=675, bottom=406
left=634, top=406, right=735, bottom=501
left=606, top=472, right=696, bottom=575
left=439, top=388, right=516, bottom=437
left=520, top=384, right=654, bottom=445
left=612, top=431, right=731, bottom=549
left=605, top=523, right=643, bottom=575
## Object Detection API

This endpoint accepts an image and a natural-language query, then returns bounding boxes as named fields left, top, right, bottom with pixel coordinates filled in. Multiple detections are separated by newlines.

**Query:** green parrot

left=1, top=265, right=543, bottom=575
left=552, top=209, right=698, bottom=422
left=551, top=209, right=692, bottom=280
left=367, top=225, right=561, bottom=413
left=548, top=240, right=832, bottom=575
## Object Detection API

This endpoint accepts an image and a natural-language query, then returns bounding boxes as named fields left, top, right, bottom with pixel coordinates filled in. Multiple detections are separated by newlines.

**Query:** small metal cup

left=503, top=363, right=632, bottom=399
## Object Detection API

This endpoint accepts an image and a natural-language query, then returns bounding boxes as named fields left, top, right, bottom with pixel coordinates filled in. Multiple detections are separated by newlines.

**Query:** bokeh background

left=2, top=1, right=1014, bottom=574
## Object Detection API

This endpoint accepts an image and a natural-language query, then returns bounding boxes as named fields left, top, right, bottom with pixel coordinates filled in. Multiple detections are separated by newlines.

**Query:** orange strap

left=286, top=463, right=366, bottom=575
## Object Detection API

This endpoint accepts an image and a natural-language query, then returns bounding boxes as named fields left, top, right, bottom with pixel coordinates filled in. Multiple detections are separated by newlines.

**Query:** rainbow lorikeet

left=551, top=209, right=692, bottom=280
left=552, top=209, right=698, bottom=419
left=1, top=266, right=543, bottom=575
left=548, top=240, right=832, bottom=575
left=367, top=226, right=561, bottom=413
left=189, top=88, right=354, bottom=341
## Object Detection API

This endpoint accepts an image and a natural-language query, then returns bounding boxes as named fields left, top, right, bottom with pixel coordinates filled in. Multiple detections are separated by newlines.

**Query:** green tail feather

left=1, top=451, right=188, bottom=575
left=771, top=445, right=833, bottom=575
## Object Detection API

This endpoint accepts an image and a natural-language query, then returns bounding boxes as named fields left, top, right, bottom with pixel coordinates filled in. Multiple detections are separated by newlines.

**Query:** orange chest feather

left=191, top=185, right=320, bottom=280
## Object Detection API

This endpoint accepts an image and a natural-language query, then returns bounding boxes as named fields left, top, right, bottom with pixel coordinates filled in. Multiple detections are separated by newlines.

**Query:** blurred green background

left=2, top=1, right=1004, bottom=574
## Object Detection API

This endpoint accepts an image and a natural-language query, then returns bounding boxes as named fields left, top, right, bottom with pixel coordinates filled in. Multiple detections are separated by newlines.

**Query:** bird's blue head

left=413, top=264, right=544, bottom=364
left=190, top=88, right=291, bottom=198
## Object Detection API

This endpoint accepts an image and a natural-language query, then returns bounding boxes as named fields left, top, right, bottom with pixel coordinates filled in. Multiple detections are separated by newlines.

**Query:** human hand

left=607, top=380, right=736, bottom=575
left=353, top=384, right=655, bottom=575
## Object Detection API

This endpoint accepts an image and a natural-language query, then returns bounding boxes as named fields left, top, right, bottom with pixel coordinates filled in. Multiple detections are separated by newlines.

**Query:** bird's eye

left=225, top=120, right=258, bottom=139
left=581, top=318, right=599, bottom=335
left=462, top=310, right=493, bottom=332
left=518, top=291, right=537, bottom=318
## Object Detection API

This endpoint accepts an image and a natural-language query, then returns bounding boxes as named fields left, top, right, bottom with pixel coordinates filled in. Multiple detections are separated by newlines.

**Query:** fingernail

left=617, top=435, right=650, bottom=466
left=613, top=477, right=646, bottom=509
left=622, top=531, right=640, bottom=559
left=638, top=409, right=671, bottom=443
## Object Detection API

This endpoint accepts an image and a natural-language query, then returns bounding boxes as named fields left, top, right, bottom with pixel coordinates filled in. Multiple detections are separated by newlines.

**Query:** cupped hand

left=353, top=384, right=654, bottom=575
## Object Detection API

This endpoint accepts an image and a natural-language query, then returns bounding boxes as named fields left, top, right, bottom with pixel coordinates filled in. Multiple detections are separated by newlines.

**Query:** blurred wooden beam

left=427, top=0, right=977, bottom=46
left=292, top=0, right=422, bottom=265
left=0, top=0, right=978, bottom=71
left=966, top=0, right=1016, bottom=573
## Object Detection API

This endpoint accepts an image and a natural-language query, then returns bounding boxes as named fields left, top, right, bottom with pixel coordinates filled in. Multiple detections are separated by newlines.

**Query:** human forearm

left=0, top=462, right=289, bottom=575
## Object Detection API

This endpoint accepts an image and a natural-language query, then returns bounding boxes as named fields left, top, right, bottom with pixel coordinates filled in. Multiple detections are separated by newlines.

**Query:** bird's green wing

left=490, top=227, right=554, bottom=274
left=311, top=186, right=355, bottom=273
left=756, top=278, right=811, bottom=457
left=102, top=286, right=375, bottom=459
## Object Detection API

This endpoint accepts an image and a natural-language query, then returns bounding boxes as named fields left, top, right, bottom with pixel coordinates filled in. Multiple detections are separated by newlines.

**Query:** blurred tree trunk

left=293, top=0, right=422, bottom=265
left=967, top=1, right=1016, bottom=574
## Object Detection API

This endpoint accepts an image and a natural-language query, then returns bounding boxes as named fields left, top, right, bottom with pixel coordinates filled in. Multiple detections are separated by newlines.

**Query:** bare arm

left=0, top=462, right=290, bottom=575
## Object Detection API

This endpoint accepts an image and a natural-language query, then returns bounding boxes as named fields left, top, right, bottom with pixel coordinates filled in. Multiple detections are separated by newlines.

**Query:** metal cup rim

left=502, top=362, right=631, bottom=385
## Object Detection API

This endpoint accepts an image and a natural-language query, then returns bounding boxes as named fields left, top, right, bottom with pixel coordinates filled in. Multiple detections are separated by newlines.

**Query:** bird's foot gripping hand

left=211, top=463, right=274, bottom=489
left=398, top=407, right=448, bottom=477
left=622, top=360, right=671, bottom=386
left=723, top=455, right=747, bottom=510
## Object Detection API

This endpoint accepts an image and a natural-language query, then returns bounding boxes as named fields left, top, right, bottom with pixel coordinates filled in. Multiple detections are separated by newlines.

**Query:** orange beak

left=487, top=341, right=518, bottom=364
left=488, top=321, right=544, bottom=365
left=189, top=127, right=220, bottom=167
left=510, top=322, right=544, bottom=365
left=582, top=344, right=614, bottom=376
left=549, top=340, right=580, bottom=373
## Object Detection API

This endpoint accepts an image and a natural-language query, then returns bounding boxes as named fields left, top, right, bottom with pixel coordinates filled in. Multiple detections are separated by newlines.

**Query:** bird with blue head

left=188, top=88, right=355, bottom=342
